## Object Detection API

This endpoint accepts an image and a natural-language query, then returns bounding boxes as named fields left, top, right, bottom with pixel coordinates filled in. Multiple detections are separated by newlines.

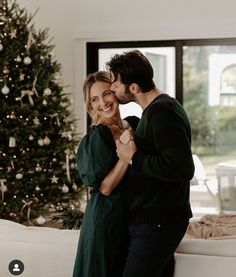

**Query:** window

left=86, top=38, right=236, bottom=215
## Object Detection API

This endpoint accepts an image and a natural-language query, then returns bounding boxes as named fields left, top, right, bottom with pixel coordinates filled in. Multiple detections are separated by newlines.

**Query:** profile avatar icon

left=13, top=263, right=20, bottom=272
left=8, top=260, right=24, bottom=275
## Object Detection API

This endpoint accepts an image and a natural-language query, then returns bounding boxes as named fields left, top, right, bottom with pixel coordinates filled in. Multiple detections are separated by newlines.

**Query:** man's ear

left=129, top=83, right=140, bottom=94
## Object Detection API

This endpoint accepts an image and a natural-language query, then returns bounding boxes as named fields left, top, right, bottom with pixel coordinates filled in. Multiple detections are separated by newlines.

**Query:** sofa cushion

left=0, top=219, right=79, bottom=277
left=176, top=235, right=236, bottom=257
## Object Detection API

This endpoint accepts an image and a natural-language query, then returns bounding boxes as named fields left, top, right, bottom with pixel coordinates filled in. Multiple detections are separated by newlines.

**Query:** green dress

left=73, top=116, right=139, bottom=277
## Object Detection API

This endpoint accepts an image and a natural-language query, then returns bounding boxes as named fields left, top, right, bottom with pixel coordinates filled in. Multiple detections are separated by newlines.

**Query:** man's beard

left=117, top=85, right=134, bottom=104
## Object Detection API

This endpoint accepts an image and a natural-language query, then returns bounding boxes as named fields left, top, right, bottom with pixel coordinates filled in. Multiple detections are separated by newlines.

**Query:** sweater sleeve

left=132, top=108, right=194, bottom=182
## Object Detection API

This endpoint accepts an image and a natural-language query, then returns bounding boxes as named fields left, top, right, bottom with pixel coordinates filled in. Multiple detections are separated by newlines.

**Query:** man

left=106, top=50, right=195, bottom=277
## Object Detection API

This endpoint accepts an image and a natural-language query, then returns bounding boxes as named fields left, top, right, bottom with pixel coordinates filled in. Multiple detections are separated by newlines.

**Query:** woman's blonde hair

left=83, top=71, right=111, bottom=125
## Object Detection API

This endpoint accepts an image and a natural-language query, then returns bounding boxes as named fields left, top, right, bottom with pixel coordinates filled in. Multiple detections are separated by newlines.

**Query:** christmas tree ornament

left=67, top=132, right=72, bottom=141
left=33, top=116, right=40, bottom=125
left=10, top=29, right=17, bottom=38
left=0, top=43, right=3, bottom=51
left=19, top=72, right=25, bottom=81
left=11, top=160, right=15, bottom=169
left=20, top=90, right=35, bottom=106
left=42, top=99, right=47, bottom=106
left=9, top=112, right=16, bottom=119
left=9, top=136, right=16, bottom=147
left=37, top=138, right=44, bottom=146
left=43, top=136, right=51, bottom=145
left=21, top=200, right=33, bottom=224
left=53, top=72, right=62, bottom=85
left=36, top=215, right=46, bottom=225
left=62, top=184, right=69, bottom=193
left=28, top=134, right=34, bottom=140
left=16, top=173, right=23, bottom=179
left=31, top=76, right=38, bottom=97
left=51, top=174, right=59, bottom=184
left=15, top=55, right=22, bottom=62
left=69, top=203, right=75, bottom=210
left=61, top=131, right=67, bottom=138
left=70, top=153, right=75, bottom=159
left=9, top=212, right=17, bottom=218
left=3, top=66, right=9, bottom=75
left=35, top=185, right=40, bottom=191
left=43, top=87, right=51, bottom=96
left=0, top=178, right=7, bottom=200
left=26, top=28, right=33, bottom=50
left=23, top=56, right=32, bottom=65
left=72, top=183, right=78, bottom=191
left=35, top=164, right=42, bottom=172
left=1, top=85, right=10, bottom=95
left=52, top=113, right=60, bottom=126
left=65, top=148, right=71, bottom=182
left=49, top=52, right=55, bottom=59
left=63, top=116, right=70, bottom=123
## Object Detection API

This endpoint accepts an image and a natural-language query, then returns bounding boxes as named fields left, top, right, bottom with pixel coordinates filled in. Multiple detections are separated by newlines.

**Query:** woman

left=73, top=71, right=139, bottom=277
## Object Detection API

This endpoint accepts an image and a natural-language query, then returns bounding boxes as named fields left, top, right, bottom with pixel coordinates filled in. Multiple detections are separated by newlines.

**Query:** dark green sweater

left=125, top=94, right=195, bottom=224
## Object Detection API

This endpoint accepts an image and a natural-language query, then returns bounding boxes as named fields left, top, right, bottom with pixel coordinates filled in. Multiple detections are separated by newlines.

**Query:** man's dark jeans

left=122, top=220, right=189, bottom=277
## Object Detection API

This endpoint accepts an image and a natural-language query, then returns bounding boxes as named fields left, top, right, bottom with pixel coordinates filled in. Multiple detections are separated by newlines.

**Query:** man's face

left=110, top=73, right=134, bottom=104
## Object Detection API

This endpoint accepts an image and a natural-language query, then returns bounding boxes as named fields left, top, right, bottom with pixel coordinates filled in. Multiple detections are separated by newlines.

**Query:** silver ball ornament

left=62, top=184, right=69, bottom=193
left=16, top=173, right=23, bottom=179
left=23, top=56, right=32, bottom=65
left=1, top=85, right=10, bottom=95
left=43, top=87, right=52, bottom=96
left=36, top=215, right=46, bottom=225
left=37, top=139, right=44, bottom=146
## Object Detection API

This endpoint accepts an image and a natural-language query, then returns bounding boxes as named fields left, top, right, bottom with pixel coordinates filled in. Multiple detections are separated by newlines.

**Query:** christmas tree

left=0, top=0, right=83, bottom=228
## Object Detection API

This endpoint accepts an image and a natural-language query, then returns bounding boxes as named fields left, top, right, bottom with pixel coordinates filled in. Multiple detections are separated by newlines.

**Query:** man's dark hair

left=106, top=50, right=155, bottom=92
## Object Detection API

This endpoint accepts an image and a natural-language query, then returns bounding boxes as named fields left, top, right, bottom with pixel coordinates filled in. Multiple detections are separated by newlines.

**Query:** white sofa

left=175, top=235, right=236, bottom=277
left=0, top=219, right=79, bottom=277
left=1, top=219, right=236, bottom=277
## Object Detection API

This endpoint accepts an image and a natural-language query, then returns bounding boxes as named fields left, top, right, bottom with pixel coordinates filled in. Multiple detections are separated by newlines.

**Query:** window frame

left=86, top=38, right=236, bottom=105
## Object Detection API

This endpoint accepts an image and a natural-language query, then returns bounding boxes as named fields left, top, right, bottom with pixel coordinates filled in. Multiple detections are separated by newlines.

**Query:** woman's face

left=89, top=81, right=119, bottom=120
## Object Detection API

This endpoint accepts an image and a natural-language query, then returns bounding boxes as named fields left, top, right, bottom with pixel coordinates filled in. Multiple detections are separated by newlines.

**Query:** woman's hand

left=119, top=128, right=134, bottom=144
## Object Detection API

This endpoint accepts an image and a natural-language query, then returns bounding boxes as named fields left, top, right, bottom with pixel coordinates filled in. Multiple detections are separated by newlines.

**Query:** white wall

left=18, top=0, right=236, bottom=134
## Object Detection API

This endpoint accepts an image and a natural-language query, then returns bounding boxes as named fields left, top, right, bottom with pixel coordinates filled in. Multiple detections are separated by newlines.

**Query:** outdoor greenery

left=183, top=46, right=236, bottom=158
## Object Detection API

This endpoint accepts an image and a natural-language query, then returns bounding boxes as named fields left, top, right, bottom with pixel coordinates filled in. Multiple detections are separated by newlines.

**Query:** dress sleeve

left=76, top=125, right=117, bottom=188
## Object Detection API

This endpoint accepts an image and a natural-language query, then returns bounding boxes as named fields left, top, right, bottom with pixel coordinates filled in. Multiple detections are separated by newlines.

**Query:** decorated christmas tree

left=0, top=0, right=83, bottom=228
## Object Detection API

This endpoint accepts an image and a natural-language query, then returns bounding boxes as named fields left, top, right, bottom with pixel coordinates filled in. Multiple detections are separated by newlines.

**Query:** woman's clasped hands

left=116, top=128, right=137, bottom=164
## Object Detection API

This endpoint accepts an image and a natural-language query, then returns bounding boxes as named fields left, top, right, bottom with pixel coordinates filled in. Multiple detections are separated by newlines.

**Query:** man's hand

left=116, top=139, right=137, bottom=164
